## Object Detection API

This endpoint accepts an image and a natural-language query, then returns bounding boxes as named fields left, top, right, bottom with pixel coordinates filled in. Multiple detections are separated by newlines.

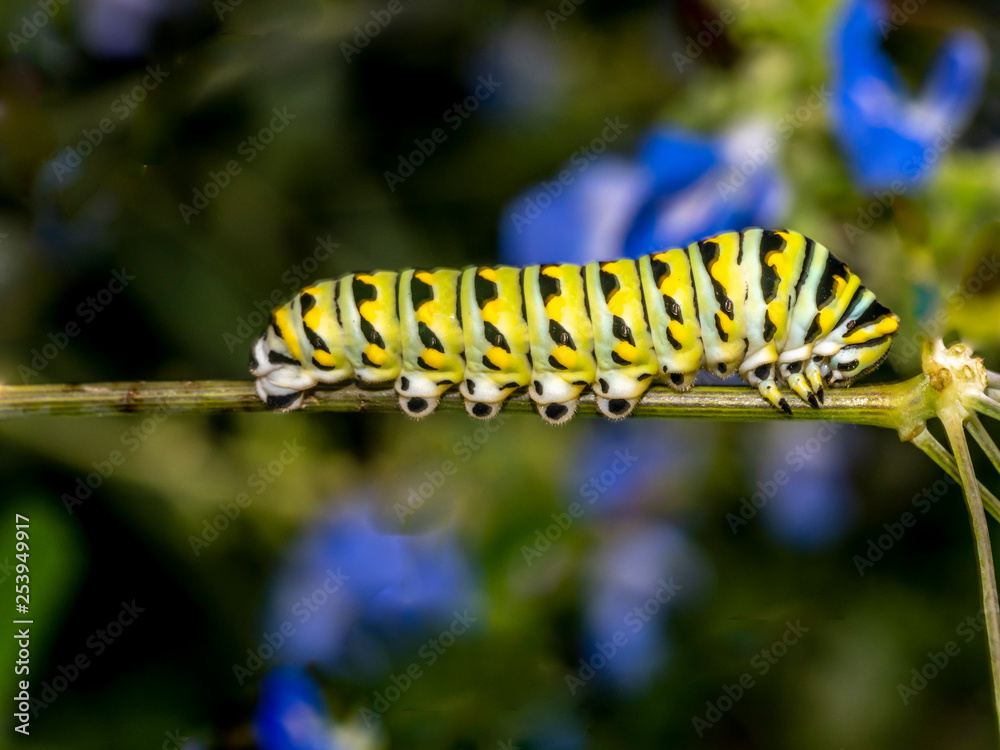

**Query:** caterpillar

left=249, top=228, right=899, bottom=424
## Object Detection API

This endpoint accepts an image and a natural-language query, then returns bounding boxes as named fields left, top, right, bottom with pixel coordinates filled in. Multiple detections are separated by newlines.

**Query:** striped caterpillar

left=250, top=228, right=899, bottom=424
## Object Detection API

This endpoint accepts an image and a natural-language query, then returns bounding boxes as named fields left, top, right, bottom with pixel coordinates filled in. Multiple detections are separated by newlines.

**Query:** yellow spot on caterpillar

left=313, top=349, right=336, bottom=367
left=545, top=296, right=566, bottom=319
left=486, top=347, right=511, bottom=370
left=716, top=314, right=734, bottom=336
left=364, top=344, right=387, bottom=366
left=550, top=345, right=577, bottom=370
left=877, top=316, right=899, bottom=335
left=420, top=348, right=446, bottom=369
left=707, top=233, right=740, bottom=301
left=303, top=306, right=323, bottom=331
left=481, top=300, right=500, bottom=323
left=614, top=341, right=638, bottom=362
left=415, top=270, right=435, bottom=284
left=766, top=300, right=787, bottom=332
left=818, top=308, right=838, bottom=332
left=273, top=307, right=303, bottom=361
left=478, top=267, right=499, bottom=282
left=843, top=315, right=898, bottom=344
left=606, top=291, right=627, bottom=316
left=415, top=302, right=438, bottom=325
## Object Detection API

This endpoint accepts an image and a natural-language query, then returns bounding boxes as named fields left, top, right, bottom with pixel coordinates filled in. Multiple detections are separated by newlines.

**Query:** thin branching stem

left=911, top=429, right=1000, bottom=523
left=969, top=416, right=1000, bottom=480
left=971, top=393, right=1000, bottom=423
left=942, top=413, right=1000, bottom=740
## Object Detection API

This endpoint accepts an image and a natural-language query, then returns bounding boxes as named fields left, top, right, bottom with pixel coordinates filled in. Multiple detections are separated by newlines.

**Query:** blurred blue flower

left=562, top=420, right=708, bottom=517
left=254, top=666, right=340, bottom=750
left=748, top=424, right=857, bottom=549
left=266, top=495, right=477, bottom=680
left=77, top=0, right=200, bottom=58
left=499, top=122, right=787, bottom=265
left=830, top=0, right=987, bottom=192
left=467, top=21, right=566, bottom=122
left=580, top=523, right=707, bottom=693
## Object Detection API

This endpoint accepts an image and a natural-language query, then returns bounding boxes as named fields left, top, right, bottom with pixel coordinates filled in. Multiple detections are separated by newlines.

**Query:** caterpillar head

left=825, top=334, right=895, bottom=385
left=815, top=292, right=899, bottom=387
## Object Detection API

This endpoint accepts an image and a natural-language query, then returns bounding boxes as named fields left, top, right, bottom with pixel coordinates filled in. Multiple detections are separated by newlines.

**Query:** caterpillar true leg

left=805, top=358, right=826, bottom=404
left=745, top=363, right=790, bottom=415
left=780, top=361, right=821, bottom=408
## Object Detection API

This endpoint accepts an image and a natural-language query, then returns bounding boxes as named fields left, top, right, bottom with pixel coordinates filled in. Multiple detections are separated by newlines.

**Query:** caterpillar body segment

left=523, top=264, right=596, bottom=424
left=457, top=266, right=533, bottom=420
left=250, top=229, right=899, bottom=423
left=396, top=268, right=465, bottom=418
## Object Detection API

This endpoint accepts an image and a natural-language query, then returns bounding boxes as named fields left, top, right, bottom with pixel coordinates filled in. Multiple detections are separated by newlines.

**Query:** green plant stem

left=972, top=393, right=1000, bottom=423
left=942, top=412, right=1000, bottom=742
left=969, top=416, right=1000, bottom=479
left=911, top=429, right=1000, bottom=523
left=0, top=378, right=921, bottom=424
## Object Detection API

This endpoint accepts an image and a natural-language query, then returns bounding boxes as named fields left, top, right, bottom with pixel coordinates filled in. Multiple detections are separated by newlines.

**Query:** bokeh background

left=2, top=0, right=1000, bottom=748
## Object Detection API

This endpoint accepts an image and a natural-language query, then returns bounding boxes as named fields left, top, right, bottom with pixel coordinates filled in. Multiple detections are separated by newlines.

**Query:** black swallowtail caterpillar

left=250, top=228, right=899, bottom=424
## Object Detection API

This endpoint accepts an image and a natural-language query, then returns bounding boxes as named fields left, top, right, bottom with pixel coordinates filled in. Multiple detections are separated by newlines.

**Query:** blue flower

left=579, top=523, right=708, bottom=693
left=499, top=122, right=787, bottom=265
left=253, top=666, right=341, bottom=750
left=562, top=420, right=709, bottom=517
left=747, top=424, right=857, bottom=549
left=830, top=0, right=987, bottom=192
left=265, top=495, right=477, bottom=680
